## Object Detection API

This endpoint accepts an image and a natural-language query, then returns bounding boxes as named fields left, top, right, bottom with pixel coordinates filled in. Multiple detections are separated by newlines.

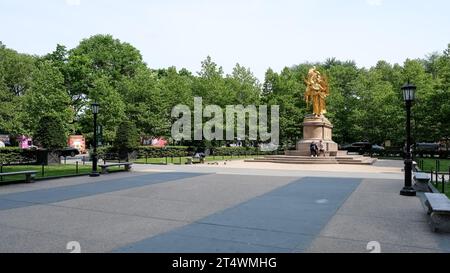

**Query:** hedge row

left=0, top=148, right=36, bottom=164
left=96, top=146, right=191, bottom=159
left=137, top=146, right=191, bottom=158
left=96, top=145, right=280, bottom=160
left=360, top=148, right=449, bottom=159
left=211, top=147, right=280, bottom=156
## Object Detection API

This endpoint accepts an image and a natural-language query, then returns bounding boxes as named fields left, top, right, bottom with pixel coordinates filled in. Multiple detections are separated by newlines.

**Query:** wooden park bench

left=424, top=193, right=450, bottom=233
left=99, top=162, right=133, bottom=174
left=0, top=170, right=37, bottom=183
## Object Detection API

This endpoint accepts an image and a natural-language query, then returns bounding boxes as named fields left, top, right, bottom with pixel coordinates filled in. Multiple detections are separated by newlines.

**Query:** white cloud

left=65, top=0, right=81, bottom=6
left=366, top=0, right=383, bottom=6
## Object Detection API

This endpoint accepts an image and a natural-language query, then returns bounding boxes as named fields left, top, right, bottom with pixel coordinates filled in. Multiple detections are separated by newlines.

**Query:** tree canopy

left=0, top=35, right=449, bottom=148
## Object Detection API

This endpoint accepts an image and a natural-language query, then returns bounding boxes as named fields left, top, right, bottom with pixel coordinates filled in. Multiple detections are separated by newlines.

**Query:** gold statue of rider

left=304, top=67, right=330, bottom=117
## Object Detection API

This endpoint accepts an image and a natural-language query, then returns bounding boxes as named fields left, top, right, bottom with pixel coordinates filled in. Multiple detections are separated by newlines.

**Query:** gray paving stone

left=0, top=198, right=34, bottom=210
left=319, top=214, right=448, bottom=250
left=0, top=171, right=151, bottom=194
left=56, top=194, right=229, bottom=222
left=110, top=174, right=297, bottom=205
left=354, top=178, right=405, bottom=194
left=3, top=166, right=447, bottom=253
left=305, top=236, right=444, bottom=253
left=116, top=233, right=290, bottom=253
left=172, top=223, right=315, bottom=250
left=117, top=177, right=361, bottom=252
left=0, top=223, right=118, bottom=253
left=199, top=209, right=335, bottom=235
left=338, top=190, right=428, bottom=221
left=0, top=172, right=206, bottom=211
left=0, top=204, right=185, bottom=248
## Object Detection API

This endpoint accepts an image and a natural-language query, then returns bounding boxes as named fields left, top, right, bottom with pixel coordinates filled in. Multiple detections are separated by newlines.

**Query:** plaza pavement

left=0, top=159, right=449, bottom=253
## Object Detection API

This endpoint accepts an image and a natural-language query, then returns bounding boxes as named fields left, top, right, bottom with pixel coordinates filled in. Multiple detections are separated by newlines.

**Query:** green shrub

left=137, top=146, right=190, bottom=158
left=94, top=145, right=279, bottom=160
left=211, top=146, right=278, bottom=156
left=0, top=147, right=37, bottom=164
left=34, top=115, right=67, bottom=151
left=95, top=146, right=116, bottom=160
left=95, top=145, right=190, bottom=159
left=114, top=121, right=140, bottom=160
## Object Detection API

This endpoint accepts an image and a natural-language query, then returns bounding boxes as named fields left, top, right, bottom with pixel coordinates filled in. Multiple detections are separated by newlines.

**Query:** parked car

left=371, top=144, right=385, bottom=152
left=414, top=143, right=440, bottom=158
left=415, top=143, right=439, bottom=152
left=58, top=147, right=80, bottom=157
left=341, top=142, right=372, bottom=154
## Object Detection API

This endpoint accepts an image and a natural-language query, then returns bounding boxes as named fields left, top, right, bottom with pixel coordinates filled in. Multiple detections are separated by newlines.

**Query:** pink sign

left=17, top=135, right=33, bottom=149
left=141, top=137, right=168, bottom=147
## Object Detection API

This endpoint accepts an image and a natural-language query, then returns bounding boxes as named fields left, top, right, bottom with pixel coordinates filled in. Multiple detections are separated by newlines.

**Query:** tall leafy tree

left=65, top=35, right=145, bottom=132
left=194, top=56, right=229, bottom=106
left=119, top=66, right=165, bottom=137
left=34, top=115, right=67, bottom=150
left=21, top=61, right=73, bottom=134
left=0, top=42, right=36, bottom=96
left=0, top=78, right=22, bottom=134
left=80, top=76, right=126, bottom=143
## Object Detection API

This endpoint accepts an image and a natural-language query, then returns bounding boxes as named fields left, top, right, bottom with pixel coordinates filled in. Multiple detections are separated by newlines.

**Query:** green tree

left=114, top=120, right=139, bottom=160
left=34, top=115, right=67, bottom=150
left=65, top=35, right=145, bottom=133
left=350, top=69, right=403, bottom=144
left=118, top=66, right=162, bottom=136
left=0, top=43, right=36, bottom=134
left=0, top=42, right=36, bottom=96
left=156, top=66, right=194, bottom=137
left=21, top=61, right=73, bottom=134
left=226, top=63, right=261, bottom=105
left=193, top=56, right=229, bottom=106
left=68, top=34, right=143, bottom=84
left=0, top=79, right=23, bottom=134
left=80, top=77, right=126, bottom=143
left=261, top=66, right=307, bottom=147
left=323, top=61, right=361, bottom=144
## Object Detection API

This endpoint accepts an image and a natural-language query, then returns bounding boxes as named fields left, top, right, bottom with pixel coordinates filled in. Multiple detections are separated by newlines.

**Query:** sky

left=1, top=0, right=449, bottom=81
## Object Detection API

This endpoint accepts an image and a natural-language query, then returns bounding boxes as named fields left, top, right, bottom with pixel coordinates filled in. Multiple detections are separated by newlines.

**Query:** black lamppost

left=400, top=82, right=416, bottom=196
left=90, top=102, right=100, bottom=177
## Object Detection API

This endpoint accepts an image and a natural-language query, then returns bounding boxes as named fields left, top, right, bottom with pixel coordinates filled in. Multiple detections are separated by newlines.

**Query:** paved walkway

left=0, top=160, right=449, bottom=253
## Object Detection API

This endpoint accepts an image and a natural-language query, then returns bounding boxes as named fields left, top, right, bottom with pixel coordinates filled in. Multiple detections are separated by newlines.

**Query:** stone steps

left=245, top=155, right=377, bottom=165
left=247, top=159, right=339, bottom=164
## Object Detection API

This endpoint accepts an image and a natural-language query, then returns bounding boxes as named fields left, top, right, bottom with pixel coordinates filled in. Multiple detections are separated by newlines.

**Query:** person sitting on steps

left=310, top=142, right=318, bottom=157
left=319, top=140, right=325, bottom=157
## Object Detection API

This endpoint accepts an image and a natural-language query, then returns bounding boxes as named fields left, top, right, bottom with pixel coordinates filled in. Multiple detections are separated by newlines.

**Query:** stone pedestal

left=288, top=114, right=338, bottom=156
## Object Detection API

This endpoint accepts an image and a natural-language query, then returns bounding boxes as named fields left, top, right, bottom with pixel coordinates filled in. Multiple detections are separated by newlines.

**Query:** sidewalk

left=0, top=160, right=449, bottom=253
left=307, top=178, right=450, bottom=253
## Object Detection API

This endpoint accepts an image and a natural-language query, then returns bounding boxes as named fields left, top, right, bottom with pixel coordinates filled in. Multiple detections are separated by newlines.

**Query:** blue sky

left=1, top=0, right=449, bottom=81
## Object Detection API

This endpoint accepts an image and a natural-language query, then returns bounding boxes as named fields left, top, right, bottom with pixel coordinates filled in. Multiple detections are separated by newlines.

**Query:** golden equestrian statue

left=304, top=67, right=330, bottom=117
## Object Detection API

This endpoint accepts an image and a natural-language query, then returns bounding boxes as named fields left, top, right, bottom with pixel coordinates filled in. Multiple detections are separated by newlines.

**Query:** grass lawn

left=417, top=158, right=450, bottom=172
left=0, top=164, right=121, bottom=183
left=432, top=182, right=450, bottom=198
left=133, top=155, right=259, bottom=165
